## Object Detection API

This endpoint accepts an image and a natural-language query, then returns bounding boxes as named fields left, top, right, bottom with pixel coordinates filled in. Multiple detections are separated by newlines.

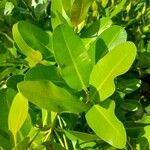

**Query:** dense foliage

left=0, top=0, right=150, bottom=150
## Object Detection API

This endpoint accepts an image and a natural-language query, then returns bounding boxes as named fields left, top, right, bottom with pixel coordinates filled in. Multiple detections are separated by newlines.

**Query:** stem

left=13, top=134, right=17, bottom=147
left=0, top=32, right=14, bottom=44
left=54, top=130, right=65, bottom=148
left=127, top=139, right=134, bottom=150
left=85, top=89, right=90, bottom=104
left=44, top=128, right=52, bottom=142
left=58, top=116, right=69, bottom=150
left=29, top=130, right=40, bottom=147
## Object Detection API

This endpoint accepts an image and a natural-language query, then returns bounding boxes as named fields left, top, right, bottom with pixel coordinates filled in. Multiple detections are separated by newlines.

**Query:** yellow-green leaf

left=90, top=42, right=137, bottom=101
left=86, top=100, right=126, bottom=149
left=8, top=93, right=28, bottom=136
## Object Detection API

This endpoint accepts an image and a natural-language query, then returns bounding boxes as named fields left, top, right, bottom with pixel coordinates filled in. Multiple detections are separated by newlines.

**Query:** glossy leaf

left=71, top=0, right=94, bottom=26
left=18, top=81, right=88, bottom=113
left=8, top=93, right=28, bottom=136
left=53, top=24, right=92, bottom=90
left=88, top=25, right=127, bottom=64
left=12, top=21, right=52, bottom=57
left=90, top=42, right=137, bottom=101
left=86, top=100, right=126, bottom=149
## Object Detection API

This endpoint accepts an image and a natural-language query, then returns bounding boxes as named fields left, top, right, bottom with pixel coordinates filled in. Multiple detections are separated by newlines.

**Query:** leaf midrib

left=61, top=27, right=86, bottom=90
left=95, top=105, right=123, bottom=139
left=92, top=51, right=129, bottom=99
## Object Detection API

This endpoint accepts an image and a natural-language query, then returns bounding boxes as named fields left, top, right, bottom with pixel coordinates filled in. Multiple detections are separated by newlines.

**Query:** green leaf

left=6, top=75, right=24, bottom=90
left=25, top=65, right=64, bottom=85
left=8, top=93, right=28, bottom=136
left=62, top=0, right=74, bottom=17
left=86, top=100, right=126, bottom=149
left=137, top=125, right=150, bottom=150
left=88, top=25, right=127, bottom=64
left=90, top=42, right=137, bottom=101
left=117, top=78, right=141, bottom=94
left=64, top=130, right=100, bottom=143
left=4, top=2, right=14, bottom=15
left=81, top=17, right=112, bottom=38
left=53, top=24, right=92, bottom=91
left=12, top=21, right=52, bottom=58
left=110, top=0, right=127, bottom=18
left=100, top=0, right=109, bottom=7
left=19, top=115, right=32, bottom=140
left=0, top=88, right=17, bottom=150
left=120, top=99, right=141, bottom=112
left=71, top=0, right=94, bottom=26
left=51, top=0, right=69, bottom=29
left=18, top=81, right=88, bottom=113
left=13, top=137, right=29, bottom=150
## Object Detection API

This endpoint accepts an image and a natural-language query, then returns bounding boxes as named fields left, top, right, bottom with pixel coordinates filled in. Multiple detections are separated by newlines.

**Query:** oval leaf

left=53, top=24, right=92, bottom=90
left=18, top=81, right=88, bottom=113
left=90, top=42, right=137, bottom=101
left=86, top=100, right=126, bottom=149
left=8, top=93, right=28, bottom=136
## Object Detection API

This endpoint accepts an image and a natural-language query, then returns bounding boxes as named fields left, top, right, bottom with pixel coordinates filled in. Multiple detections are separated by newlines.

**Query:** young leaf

left=90, top=42, right=137, bottom=101
left=8, top=93, right=28, bottom=136
left=18, top=81, right=88, bottom=113
left=53, top=24, right=92, bottom=91
left=25, top=51, right=43, bottom=67
left=86, top=100, right=126, bottom=149
left=71, top=0, right=94, bottom=26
